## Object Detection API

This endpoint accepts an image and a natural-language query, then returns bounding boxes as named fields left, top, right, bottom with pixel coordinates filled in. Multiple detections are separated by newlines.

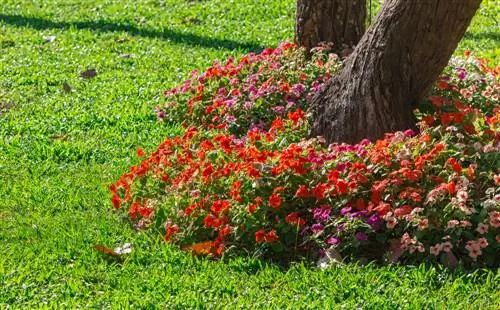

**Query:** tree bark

left=296, top=0, right=366, bottom=52
left=310, top=0, right=482, bottom=144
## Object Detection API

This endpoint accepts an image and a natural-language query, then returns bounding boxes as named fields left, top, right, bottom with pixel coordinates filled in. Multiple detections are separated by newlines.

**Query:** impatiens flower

left=441, top=242, right=453, bottom=253
left=327, top=237, right=340, bottom=245
left=311, top=223, right=324, bottom=233
left=255, top=229, right=265, bottom=243
left=366, top=214, right=382, bottom=231
left=478, top=238, right=488, bottom=249
left=386, top=216, right=398, bottom=229
left=264, top=230, right=279, bottom=243
left=447, top=220, right=460, bottom=229
left=430, top=244, right=442, bottom=256
left=418, top=219, right=429, bottom=231
left=268, top=193, right=281, bottom=209
left=476, top=223, right=489, bottom=234
left=355, top=232, right=368, bottom=241
left=394, top=205, right=413, bottom=218
left=295, top=185, right=310, bottom=198
left=340, top=206, right=352, bottom=216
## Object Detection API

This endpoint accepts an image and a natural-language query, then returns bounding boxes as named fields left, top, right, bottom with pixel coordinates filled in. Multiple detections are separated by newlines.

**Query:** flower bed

left=110, top=43, right=499, bottom=267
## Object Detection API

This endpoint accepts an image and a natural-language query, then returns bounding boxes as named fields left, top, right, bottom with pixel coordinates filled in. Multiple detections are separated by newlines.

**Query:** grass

left=0, top=0, right=498, bottom=307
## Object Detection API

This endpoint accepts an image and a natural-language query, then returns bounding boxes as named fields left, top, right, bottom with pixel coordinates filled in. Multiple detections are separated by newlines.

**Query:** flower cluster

left=111, top=44, right=499, bottom=267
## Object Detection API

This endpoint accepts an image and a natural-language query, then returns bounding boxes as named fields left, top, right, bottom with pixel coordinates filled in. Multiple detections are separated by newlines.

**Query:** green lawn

left=0, top=0, right=499, bottom=307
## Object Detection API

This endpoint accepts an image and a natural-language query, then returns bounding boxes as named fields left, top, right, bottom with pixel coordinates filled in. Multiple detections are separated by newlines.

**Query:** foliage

left=112, top=44, right=499, bottom=267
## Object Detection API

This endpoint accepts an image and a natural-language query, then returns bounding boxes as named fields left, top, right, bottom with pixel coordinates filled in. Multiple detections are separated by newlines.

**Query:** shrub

left=110, top=43, right=499, bottom=267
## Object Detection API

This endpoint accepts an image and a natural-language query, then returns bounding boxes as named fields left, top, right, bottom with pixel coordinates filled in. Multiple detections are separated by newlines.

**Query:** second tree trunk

left=310, top=0, right=482, bottom=144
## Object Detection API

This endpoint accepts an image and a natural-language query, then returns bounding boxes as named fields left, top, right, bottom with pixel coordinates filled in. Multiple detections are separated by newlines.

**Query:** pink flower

left=476, top=223, right=488, bottom=234
left=418, top=219, right=429, bottom=231
left=489, top=211, right=500, bottom=228
left=478, top=238, right=488, bottom=249
left=430, top=244, right=442, bottom=256
left=441, top=242, right=453, bottom=253
left=460, top=220, right=472, bottom=228
left=417, top=244, right=425, bottom=253
left=446, top=220, right=459, bottom=229
left=456, top=190, right=468, bottom=202
left=385, top=216, right=397, bottom=229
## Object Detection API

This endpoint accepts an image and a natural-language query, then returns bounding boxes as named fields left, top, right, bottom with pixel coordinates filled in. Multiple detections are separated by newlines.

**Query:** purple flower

left=311, top=223, right=324, bottom=233
left=351, top=210, right=368, bottom=218
left=327, top=237, right=340, bottom=245
left=224, top=99, right=236, bottom=109
left=340, top=206, right=352, bottom=216
left=272, top=105, right=285, bottom=114
left=366, top=214, right=382, bottom=231
left=313, top=206, right=331, bottom=222
left=355, top=232, right=368, bottom=241
left=457, top=69, right=466, bottom=80
left=336, top=224, right=345, bottom=232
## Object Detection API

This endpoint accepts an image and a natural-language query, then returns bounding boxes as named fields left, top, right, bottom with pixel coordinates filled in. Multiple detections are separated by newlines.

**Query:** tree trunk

left=295, top=0, right=366, bottom=52
left=310, top=0, right=482, bottom=144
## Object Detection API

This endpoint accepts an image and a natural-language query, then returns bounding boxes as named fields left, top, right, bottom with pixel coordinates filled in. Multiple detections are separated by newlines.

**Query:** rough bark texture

left=296, top=0, right=366, bottom=52
left=310, top=0, right=482, bottom=144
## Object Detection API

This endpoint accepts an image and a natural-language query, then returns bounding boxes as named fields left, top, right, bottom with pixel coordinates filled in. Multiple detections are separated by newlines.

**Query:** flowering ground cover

left=112, top=42, right=499, bottom=267
left=0, top=0, right=499, bottom=308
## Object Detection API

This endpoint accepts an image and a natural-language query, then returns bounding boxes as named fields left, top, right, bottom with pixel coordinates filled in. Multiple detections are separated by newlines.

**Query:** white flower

left=485, top=187, right=495, bottom=196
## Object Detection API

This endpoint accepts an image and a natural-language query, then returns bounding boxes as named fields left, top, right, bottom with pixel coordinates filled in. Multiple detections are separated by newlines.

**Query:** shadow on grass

left=0, top=13, right=265, bottom=52
left=463, top=31, right=500, bottom=42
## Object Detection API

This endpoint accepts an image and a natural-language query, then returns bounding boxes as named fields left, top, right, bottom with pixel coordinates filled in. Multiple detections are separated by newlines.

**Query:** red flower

left=447, top=182, right=456, bottom=194
left=164, top=224, right=180, bottom=242
left=327, top=169, right=340, bottom=182
left=269, top=193, right=281, bottom=209
left=355, top=198, right=366, bottom=211
left=312, top=183, right=329, bottom=200
left=374, top=202, right=391, bottom=217
left=335, top=180, right=348, bottom=195
left=264, top=230, right=279, bottom=243
left=287, top=108, right=305, bottom=126
left=255, top=229, right=265, bottom=243
left=112, top=194, right=121, bottom=209
left=136, top=148, right=145, bottom=157
left=285, top=212, right=305, bottom=226
left=394, top=205, right=413, bottom=218
left=210, top=200, right=230, bottom=216
left=248, top=203, right=258, bottom=214
left=295, top=185, right=310, bottom=198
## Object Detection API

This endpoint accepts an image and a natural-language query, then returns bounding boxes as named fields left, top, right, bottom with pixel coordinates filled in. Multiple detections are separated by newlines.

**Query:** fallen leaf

left=115, top=36, right=128, bottom=43
left=93, top=244, right=121, bottom=258
left=63, top=82, right=72, bottom=93
left=80, top=69, right=97, bottom=79
left=182, top=17, right=202, bottom=25
left=134, top=17, right=147, bottom=24
left=182, top=241, right=214, bottom=256
left=43, top=35, right=56, bottom=43
left=49, top=134, right=68, bottom=141
left=119, top=53, right=133, bottom=58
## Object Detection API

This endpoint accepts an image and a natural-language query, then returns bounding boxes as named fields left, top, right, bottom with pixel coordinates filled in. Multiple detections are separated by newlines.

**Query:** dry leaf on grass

left=80, top=69, right=97, bottom=79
